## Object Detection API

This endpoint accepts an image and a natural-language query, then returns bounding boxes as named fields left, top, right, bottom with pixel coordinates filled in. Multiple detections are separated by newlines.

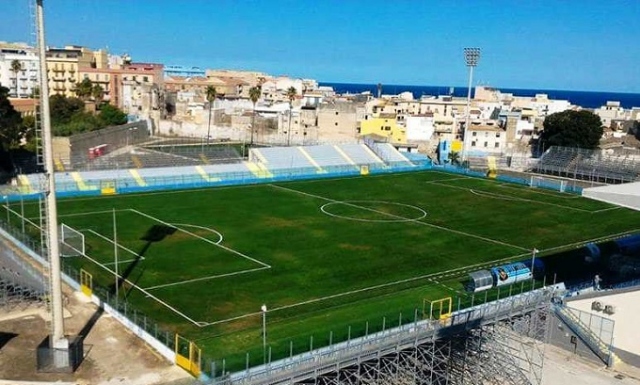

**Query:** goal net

left=529, top=175, right=567, bottom=192
left=60, top=224, right=85, bottom=257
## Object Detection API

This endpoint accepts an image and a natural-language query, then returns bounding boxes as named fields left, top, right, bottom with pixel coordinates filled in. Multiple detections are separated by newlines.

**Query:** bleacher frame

left=533, top=146, right=640, bottom=184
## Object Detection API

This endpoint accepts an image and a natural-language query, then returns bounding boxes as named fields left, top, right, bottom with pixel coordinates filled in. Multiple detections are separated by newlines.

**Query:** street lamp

left=261, top=304, right=267, bottom=364
left=462, top=47, right=481, bottom=162
left=530, top=248, right=539, bottom=278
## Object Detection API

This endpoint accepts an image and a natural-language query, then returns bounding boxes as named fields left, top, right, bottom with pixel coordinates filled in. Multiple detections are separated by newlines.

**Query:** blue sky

left=3, top=0, right=640, bottom=92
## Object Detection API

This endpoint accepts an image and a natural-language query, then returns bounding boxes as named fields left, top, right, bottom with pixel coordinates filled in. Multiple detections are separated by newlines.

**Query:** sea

left=320, top=82, right=640, bottom=110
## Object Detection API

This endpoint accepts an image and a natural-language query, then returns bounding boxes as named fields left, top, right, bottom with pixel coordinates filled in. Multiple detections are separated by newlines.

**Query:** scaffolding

left=217, top=287, right=553, bottom=385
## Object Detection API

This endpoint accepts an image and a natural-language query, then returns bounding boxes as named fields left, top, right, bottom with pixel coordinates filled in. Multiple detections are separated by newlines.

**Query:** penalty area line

left=67, top=244, right=202, bottom=326
left=128, top=208, right=271, bottom=268
left=142, top=266, right=271, bottom=291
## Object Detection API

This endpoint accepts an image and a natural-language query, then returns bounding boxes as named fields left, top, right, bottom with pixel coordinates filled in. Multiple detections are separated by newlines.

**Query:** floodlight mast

left=462, top=47, right=481, bottom=162
left=36, top=0, right=67, bottom=348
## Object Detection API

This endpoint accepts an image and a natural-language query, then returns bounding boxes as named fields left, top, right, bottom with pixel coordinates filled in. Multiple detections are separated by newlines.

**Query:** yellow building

left=45, top=45, right=108, bottom=98
left=359, top=113, right=406, bottom=144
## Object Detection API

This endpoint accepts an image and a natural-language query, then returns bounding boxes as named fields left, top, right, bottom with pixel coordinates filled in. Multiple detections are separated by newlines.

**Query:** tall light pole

left=462, top=47, right=481, bottom=162
left=261, top=304, right=267, bottom=364
left=37, top=0, right=68, bottom=352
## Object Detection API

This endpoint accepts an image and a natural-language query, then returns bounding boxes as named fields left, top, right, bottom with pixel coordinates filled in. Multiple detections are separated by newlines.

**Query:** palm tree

left=205, top=85, right=217, bottom=145
left=286, top=86, right=297, bottom=146
left=248, top=86, right=261, bottom=146
left=448, top=151, right=461, bottom=166
left=92, top=84, right=105, bottom=107
left=10, top=60, right=22, bottom=97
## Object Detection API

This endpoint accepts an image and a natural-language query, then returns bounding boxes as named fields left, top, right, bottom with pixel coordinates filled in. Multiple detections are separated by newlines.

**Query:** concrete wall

left=567, top=289, right=640, bottom=366
left=67, top=120, right=150, bottom=160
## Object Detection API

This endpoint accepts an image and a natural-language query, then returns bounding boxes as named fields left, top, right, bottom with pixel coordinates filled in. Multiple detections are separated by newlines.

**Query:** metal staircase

left=552, top=304, right=619, bottom=366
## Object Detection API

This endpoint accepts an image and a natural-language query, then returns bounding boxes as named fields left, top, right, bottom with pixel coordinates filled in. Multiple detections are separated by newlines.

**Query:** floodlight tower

left=36, top=0, right=67, bottom=352
left=462, top=47, right=481, bottom=162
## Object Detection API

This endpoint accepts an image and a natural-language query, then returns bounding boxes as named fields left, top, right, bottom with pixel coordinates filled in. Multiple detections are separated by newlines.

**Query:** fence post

left=290, top=340, right=293, bottom=358
left=309, top=336, right=313, bottom=351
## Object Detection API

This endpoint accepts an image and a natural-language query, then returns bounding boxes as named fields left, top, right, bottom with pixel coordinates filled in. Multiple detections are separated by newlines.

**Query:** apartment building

left=359, top=113, right=406, bottom=144
left=77, top=62, right=164, bottom=116
left=467, top=122, right=507, bottom=154
left=45, top=45, right=108, bottom=98
left=0, top=42, right=39, bottom=98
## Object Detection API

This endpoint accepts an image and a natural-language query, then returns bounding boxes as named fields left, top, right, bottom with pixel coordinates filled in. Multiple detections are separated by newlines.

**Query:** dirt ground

left=543, top=344, right=640, bottom=385
left=0, top=286, right=192, bottom=385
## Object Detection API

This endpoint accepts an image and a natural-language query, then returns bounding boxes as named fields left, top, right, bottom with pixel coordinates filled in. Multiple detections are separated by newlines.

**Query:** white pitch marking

left=168, top=223, right=223, bottom=244
left=320, top=201, right=427, bottom=223
left=270, top=184, right=528, bottom=252
left=128, top=208, right=271, bottom=268
left=143, top=266, right=271, bottom=291
left=83, top=229, right=144, bottom=260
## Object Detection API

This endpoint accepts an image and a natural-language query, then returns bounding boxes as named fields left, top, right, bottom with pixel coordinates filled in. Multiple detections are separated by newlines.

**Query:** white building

left=0, top=42, right=39, bottom=98
left=405, top=115, right=435, bottom=141
left=594, top=101, right=626, bottom=128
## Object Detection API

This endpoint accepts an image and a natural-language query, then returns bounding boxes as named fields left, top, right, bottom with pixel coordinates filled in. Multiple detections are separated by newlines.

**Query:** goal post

left=529, top=175, right=567, bottom=192
left=60, top=223, right=85, bottom=257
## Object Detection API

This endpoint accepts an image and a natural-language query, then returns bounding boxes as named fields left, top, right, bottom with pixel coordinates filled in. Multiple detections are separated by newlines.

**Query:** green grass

left=10, top=170, right=640, bottom=372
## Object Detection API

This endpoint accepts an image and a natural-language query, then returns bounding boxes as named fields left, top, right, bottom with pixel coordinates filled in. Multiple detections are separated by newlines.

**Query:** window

left=385, top=126, right=391, bottom=131
left=335, top=122, right=338, bottom=126
left=472, top=132, right=477, bottom=136
left=496, top=132, right=501, bottom=138
left=484, top=142, right=488, bottom=147
left=471, top=141, right=476, bottom=147
left=335, top=111, right=339, bottom=115
left=495, top=143, right=500, bottom=148
left=143, top=76, right=149, bottom=82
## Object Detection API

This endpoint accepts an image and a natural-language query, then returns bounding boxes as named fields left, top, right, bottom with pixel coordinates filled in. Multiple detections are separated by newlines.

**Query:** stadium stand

left=368, top=143, right=413, bottom=166
left=533, top=146, right=640, bottom=184
left=304, top=145, right=358, bottom=168
left=339, top=144, right=384, bottom=164
left=253, top=146, right=316, bottom=169
left=11, top=143, right=426, bottom=195
left=0, top=245, right=46, bottom=308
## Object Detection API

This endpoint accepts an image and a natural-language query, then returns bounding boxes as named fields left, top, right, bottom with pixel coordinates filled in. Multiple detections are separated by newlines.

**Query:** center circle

left=320, top=201, right=427, bottom=223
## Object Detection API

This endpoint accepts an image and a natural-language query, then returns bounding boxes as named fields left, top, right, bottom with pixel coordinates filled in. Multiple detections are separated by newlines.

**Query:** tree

left=540, top=110, right=604, bottom=150
left=10, top=60, right=22, bottom=97
left=248, top=86, right=261, bottom=146
left=30, top=86, right=40, bottom=99
left=73, top=78, right=93, bottom=101
left=205, top=85, right=217, bottom=145
left=92, top=84, right=105, bottom=106
left=49, top=94, right=85, bottom=125
left=448, top=151, right=461, bottom=166
left=286, top=86, right=297, bottom=146
left=98, top=104, right=127, bottom=126
left=0, top=85, right=23, bottom=150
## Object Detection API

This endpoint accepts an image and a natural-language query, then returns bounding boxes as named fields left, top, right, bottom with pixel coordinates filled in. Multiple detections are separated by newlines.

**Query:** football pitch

left=16, top=170, right=640, bottom=368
